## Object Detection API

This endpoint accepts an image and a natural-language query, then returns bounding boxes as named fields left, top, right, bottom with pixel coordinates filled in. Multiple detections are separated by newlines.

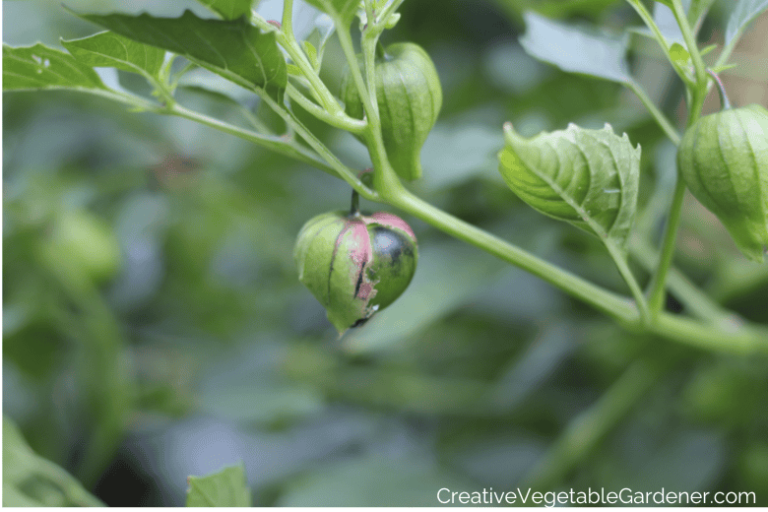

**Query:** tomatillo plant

left=4, top=0, right=768, bottom=353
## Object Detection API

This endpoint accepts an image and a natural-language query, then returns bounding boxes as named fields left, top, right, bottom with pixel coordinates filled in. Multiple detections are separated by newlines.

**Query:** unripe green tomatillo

left=341, top=42, right=442, bottom=181
left=677, top=104, right=768, bottom=262
left=42, top=210, right=122, bottom=282
left=294, top=207, right=418, bottom=334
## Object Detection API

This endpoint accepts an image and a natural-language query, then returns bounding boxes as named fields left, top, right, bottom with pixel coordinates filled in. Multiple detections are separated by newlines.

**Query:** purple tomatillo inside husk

left=294, top=209, right=418, bottom=334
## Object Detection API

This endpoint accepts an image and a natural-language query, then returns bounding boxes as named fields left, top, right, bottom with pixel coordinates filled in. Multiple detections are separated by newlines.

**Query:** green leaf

left=3, top=416, right=38, bottom=485
left=303, top=41, right=319, bottom=69
left=287, top=63, right=304, bottom=76
left=3, top=43, right=105, bottom=92
left=688, top=0, right=716, bottom=26
left=62, top=31, right=165, bottom=78
left=726, top=0, right=768, bottom=44
left=669, top=42, right=691, bottom=67
left=278, top=455, right=476, bottom=506
left=3, top=416, right=105, bottom=507
left=197, top=0, right=254, bottom=20
left=699, top=43, right=718, bottom=56
left=652, top=2, right=685, bottom=44
left=519, top=11, right=630, bottom=84
left=305, top=14, right=335, bottom=68
left=74, top=10, right=286, bottom=92
left=3, top=483, right=44, bottom=507
left=186, top=464, right=251, bottom=507
left=498, top=122, right=641, bottom=251
left=710, top=63, right=738, bottom=73
left=302, top=0, right=360, bottom=27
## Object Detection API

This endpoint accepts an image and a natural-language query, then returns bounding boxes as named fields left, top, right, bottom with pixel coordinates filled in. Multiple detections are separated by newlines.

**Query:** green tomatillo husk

left=341, top=42, right=442, bottom=181
left=678, top=104, right=768, bottom=262
left=294, top=209, right=418, bottom=334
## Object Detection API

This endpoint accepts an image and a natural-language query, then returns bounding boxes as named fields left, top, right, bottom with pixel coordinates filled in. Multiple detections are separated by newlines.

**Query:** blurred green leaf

left=279, top=455, right=474, bottom=506
left=3, top=43, right=105, bottom=91
left=304, top=14, right=335, bottom=69
left=419, top=123, right=504, bottom=191
left=651, top=1, right=685, bottom=44
left=198, top=0, right=255, bottom=20
left=725, top=0, right=768, bottom=44
left=688, top=0, right=716, bottom=26
left=186, top=463, right=252, bottom=507
left=605, top=427, right=726, bottom=492
left=4, top=416, right=38, bottom=486
left=73, top=10, right=287, bottom=91
left=342, top=241, right=506, bottom=354
left=3, top=483, right=44, bottom=507
left=197, top=343, right=324, bottom=424
left=62, top=31, right=165, bottom=78
left=303, top=0, right=359, bottom=27
left=3, top=416, right=104, bottom=507
left=177, top=68, right=257, bottom=105
left=520, top=12, right=630, bottom=83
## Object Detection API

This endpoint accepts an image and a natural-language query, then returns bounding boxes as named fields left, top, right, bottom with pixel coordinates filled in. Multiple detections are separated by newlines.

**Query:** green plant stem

left=646, top=178, right=686, bottom=317
left=167, top=103, right=336, bottom=175
left=336, top=21, right=377, bottom=127
left=259, top=93, right=380, bottom=201
left=629, top=237, right=734, bottom=325
left=646, top=0, right=709, bottom=320
left=625, top=0, right=692, bottom=86
left=169, top=61, right=197, bottom=89
left=520, top=359, right=664, bottom=490
left=651, top=315, right=768, bottom=354
left=237, top=104, right=274, bottom=134
left=627, top=80, right=681, bottom=145
left=282, top=0, right=295, bottom=41
left=375, top=0, right=406, bottom=28
left=672, top=0, right=707, bottom=87
left=269, top=13, right=342, bottom=116
left=286, top=83, right=367, bottom=133
left=93, top=88, right=329, bottom=173
left=707, top=69, right=731, bottom=109
left=362, top=1, right=381, bottom=119
left=607, top=243, right=651, bottom=324
left=392, top=187, right=637, bottom=321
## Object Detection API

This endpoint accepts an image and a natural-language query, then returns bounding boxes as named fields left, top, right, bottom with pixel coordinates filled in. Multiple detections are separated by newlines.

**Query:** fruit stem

left=707, top=69, right=732, bottom=110
left=350, top=189, right=361, bottom=217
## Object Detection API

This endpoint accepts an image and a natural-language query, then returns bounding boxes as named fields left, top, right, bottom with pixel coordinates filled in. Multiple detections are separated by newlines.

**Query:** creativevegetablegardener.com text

left=436, top=487, right=757, bottom=506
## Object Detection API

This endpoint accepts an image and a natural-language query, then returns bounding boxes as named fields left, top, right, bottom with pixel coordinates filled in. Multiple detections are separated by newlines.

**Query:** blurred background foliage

left=4, top=0, right=768, bottom=506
